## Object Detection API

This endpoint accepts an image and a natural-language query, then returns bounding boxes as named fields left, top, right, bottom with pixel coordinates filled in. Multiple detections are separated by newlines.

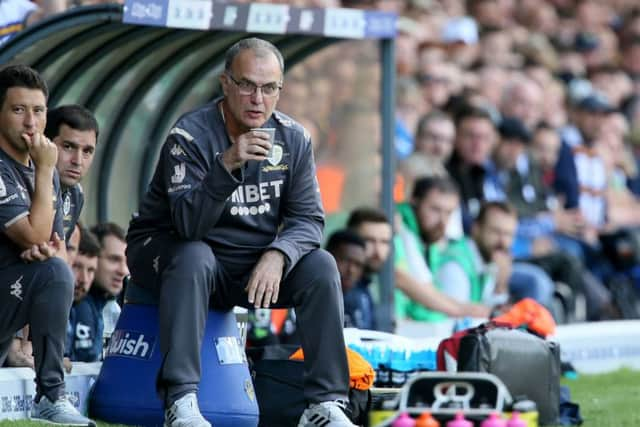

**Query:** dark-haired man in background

left=44, top=104, right=98, bottom=242
left=326, top=229, right=370, bottom=329
left=66, top=226, right=102, bottom=362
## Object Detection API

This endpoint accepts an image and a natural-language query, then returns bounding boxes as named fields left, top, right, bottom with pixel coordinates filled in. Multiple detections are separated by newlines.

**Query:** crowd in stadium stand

left=274, top=0, right=640, bottom=330
left=3, top=0, right=640, bottom=367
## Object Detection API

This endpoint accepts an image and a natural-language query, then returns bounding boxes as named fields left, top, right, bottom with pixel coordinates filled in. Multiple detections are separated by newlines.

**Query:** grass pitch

left=1, top=368, right=639, bottom=426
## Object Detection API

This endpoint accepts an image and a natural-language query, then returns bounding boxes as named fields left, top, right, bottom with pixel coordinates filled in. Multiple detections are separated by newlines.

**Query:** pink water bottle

left=446, top=412, right=473, bottom=427
left=506, top=412, right=527, bottom=427
left=481, top=412, right=507, bottom=427
left=392, top=412, right=416, bottom=427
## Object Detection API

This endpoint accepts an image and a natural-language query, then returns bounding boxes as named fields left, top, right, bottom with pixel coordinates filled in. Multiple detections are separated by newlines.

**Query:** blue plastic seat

left=89, top=282, right=259, bottom=427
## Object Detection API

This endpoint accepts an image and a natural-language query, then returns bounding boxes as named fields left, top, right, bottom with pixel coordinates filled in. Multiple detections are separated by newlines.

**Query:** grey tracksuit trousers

left=126, top=233, right=350, bottom=408
left=0, top=258, right=74, bottom=402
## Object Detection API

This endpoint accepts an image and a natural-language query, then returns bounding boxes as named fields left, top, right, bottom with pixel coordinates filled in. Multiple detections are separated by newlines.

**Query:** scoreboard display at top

left=123, top=0, right=397, bottom=39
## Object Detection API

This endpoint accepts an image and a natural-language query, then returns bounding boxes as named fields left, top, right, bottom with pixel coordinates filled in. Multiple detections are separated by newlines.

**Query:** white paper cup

left=252, top=128, right=276, bottom=157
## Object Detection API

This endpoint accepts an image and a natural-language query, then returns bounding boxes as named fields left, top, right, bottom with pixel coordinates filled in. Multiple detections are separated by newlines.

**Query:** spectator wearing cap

left=560, top=92, right=614, bottom=222
left=554, top=92, right=613, bottom=211
left=550, top=93, right=616, bottom=281
left=441, top=16, right=480, bottom=68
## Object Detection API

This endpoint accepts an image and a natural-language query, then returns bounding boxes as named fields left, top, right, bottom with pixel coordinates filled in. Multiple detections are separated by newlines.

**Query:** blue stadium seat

left=89, top=282, right=259, bottom=427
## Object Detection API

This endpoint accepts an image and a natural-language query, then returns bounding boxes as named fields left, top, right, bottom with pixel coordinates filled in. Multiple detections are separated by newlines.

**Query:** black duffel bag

left=456, top=323, right=561, bottom=425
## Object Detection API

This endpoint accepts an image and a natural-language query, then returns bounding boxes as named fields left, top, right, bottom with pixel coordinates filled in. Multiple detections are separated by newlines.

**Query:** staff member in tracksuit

left=6, top=104, right=98, bottom=372
left=44, top=104, right=98, bottom=242
left=126, top=38, right=354, bottom=427
left=0, top=64, right=94, bottom=426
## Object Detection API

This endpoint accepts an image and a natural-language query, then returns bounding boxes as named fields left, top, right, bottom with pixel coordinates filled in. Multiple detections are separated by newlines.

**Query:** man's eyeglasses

left=226, top=73, right=282, bottom=97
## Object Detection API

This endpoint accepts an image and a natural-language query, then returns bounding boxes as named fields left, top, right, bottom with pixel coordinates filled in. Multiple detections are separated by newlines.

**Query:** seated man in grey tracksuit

left=126, top=38, right=354, bottom=427
left=0, top=64, right=94, bottom=427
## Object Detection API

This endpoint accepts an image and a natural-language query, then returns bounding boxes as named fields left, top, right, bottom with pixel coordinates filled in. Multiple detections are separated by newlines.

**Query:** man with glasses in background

left=126, top=38, right=355, bottom=427
left=413, top=110, right=455, bottom=164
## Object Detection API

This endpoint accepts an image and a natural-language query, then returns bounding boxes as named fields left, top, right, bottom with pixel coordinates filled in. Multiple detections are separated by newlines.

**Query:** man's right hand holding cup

left=222, top=129, right=274, bottom=172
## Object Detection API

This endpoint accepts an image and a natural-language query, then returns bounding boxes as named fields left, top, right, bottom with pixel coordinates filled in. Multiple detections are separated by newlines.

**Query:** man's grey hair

left=224, top=38, right=285, bottom=74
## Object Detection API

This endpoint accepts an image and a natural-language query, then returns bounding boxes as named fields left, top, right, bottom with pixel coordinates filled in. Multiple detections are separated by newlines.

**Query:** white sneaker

left=297, top=400, right=356, bottom=427
left=31, top=395, right=96, bottom=426
left=164, top=393, right=212, bottom=427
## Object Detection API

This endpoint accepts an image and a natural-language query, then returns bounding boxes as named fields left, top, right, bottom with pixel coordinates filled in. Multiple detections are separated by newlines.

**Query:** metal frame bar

left=378, top=37, right=396, bottom=332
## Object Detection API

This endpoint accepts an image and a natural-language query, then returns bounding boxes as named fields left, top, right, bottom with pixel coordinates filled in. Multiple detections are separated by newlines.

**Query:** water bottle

left=481, top=412, right=506, bottom=427
left=453, top=317, right=473, bottom=333
left=404, top=350, right=422, bottom=383
left=392, top=412, right=416, bottom=427
left=372, top=346, right=390, bottom=387
left=446, top=412, right=473, bottom=427
left=416, top=411, right=440, bottom=427
left=414, top=349, right=436, bottom=372
left=506, top=412, right=527, bottom=427
left=510, top=399, right=538, bottom=427
left=390, top=349, right=406, bottom=388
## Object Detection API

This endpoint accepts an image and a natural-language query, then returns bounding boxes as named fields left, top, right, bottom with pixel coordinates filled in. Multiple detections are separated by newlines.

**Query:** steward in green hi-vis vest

left=396, top=203, right=489, bottom=322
